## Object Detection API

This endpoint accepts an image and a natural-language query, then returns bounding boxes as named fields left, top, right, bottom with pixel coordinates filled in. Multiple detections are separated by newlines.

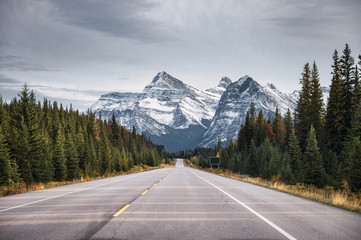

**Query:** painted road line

left=153, top=183, right=157, bottom=187
left=142, top=190, right=149, bottom=195
left=113, top=204, right=131, bottom=217
left=0, top=173, right=149, bottom=213
left=191, top=170, right=297, bottom=240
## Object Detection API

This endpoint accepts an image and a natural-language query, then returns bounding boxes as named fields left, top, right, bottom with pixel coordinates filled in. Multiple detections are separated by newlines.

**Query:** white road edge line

left=191, top=170, right=297, bottom=240
left=0, top=171, right=154, bottom=213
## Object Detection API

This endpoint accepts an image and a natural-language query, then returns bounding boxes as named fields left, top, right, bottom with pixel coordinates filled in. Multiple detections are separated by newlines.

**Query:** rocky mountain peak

left=234, top=75, right=251, bottom=85
left=92, top=72, right=301, bottom=151
left=218, top=77, right=232, bottom=89
left=145, top=71, right=187, bottom=91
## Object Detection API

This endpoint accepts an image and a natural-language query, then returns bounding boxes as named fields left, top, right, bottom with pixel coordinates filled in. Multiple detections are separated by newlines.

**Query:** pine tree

left=352, top=65, right=361, bottom=107
left=14, top=117, right=33, bottom=183
left=113, top=148, right=122, bottom=172
left=296, top=63, right=312, bottom=149
left=345, top=137, right=361, bottom=191
left=304, top=125, right=326, bottom=187
left=237, top=125, right=247, bottom=151
left=283, top=109, right=294, bottom=145
left=340, top=43, right=355, bottom=131
left=273, top=108, right=285, bottom=145
left=286, top=129, right=303, bottom=182
left=127, top=151, right=134, bottom=169
left=65, top=131, right=80, bottom=180
left=245, top=139, right=258, bottom=177
left=27, top=91, right=47, bottom=182
left=8, top=86, right=32, bottom=183
left=281, top=154, right=293, bottom=184
left=87, top=111, right=96, bottom=139
left=244, top=103, right=256, bottom=146
left=36, top=133, right=53, bottom=182
left=86, top=135, right=97, bottom=177
left=121, top=147, right=129, bottom=171
left=258, top=138, right=273, bottom=179
left=53, top=127, right=67, bottom=181
left=76, top=127, right=86, bottom=173
left=110, top=113, right=121, bottom=147
left=348, top=99, right=361, bottom=138
left=100, top=124, right=111, bottom=175
left=325, top=50, right=346, bottom=154
left=343, top=100, right=361, bottom=190
left=268, top=146, right=280, bottom=178
left=255, top=109, right=265, bottom=146
left=0, top=126, right=12, bottom=185
left=11, top=85, right=50, bottom=183
left=310, top=61, right=324, bottom=136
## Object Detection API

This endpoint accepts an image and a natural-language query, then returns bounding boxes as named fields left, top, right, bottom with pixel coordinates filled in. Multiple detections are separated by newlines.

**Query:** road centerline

left=113, top=204, right=131, bottom=217
left=191, top=170, right=297, bottom=240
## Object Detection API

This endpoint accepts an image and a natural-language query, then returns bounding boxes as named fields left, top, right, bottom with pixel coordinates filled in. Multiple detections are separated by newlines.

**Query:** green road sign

left=210, top=157, right=220, bottom=165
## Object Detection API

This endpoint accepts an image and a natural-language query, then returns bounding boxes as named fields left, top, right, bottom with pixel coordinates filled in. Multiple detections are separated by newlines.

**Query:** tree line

left=190, top=43, right=361, bottom=192
left=0, top=86, right=165, bottom=186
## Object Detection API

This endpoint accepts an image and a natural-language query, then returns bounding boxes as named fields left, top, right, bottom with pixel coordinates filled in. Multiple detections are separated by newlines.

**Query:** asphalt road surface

left=1, top=159, right=360, bottom=240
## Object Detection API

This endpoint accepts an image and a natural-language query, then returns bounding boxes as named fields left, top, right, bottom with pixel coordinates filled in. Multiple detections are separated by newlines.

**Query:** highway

left=0, top=159, right=360, bottom=239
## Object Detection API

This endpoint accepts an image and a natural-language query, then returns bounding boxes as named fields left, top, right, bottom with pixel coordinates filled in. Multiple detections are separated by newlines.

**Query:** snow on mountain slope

left=141, top=71, right=219, bottom=129
left=205, top=76, right=232, bottom=96
left=91, top=72, right=321, bottom=152
left=91, top=72, right=227, bottom=151
left=199, top=76, right=298, bottom=147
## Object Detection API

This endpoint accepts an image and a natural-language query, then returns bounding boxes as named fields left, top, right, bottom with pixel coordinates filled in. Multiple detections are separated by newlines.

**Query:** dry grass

left=0, top=163, right=174, bottom=197
left=190, top=165, right=361, bottom=214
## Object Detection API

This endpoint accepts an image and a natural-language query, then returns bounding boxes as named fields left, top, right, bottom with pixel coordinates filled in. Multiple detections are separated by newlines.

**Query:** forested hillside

left=0, top=86, right=165, bottom=186
left=190, top=44, right=361, bottom=192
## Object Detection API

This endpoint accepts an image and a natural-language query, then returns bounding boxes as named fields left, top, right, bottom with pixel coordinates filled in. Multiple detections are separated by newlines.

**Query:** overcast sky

left=1, top=0, right=360, bottom=111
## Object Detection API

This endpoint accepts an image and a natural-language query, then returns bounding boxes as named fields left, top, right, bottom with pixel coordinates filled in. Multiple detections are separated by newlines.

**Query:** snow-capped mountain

left=92, top=72, right=326, bottom=151
left=91, top=72, right=225, bottom=151
left=199, top=76, right=298, bottom=147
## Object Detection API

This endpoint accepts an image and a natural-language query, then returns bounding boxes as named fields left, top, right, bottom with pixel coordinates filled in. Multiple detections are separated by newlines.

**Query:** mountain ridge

left=91, top=72, right=327, bottom=152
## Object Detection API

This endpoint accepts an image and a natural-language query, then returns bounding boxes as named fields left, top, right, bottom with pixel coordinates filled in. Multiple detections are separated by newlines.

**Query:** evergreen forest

left=0, top=86, right=165, bottom=186
left=189, top=44, right=361, bottom=192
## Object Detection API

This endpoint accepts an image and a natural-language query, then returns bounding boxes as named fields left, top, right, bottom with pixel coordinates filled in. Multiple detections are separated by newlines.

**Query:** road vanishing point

left=1, top=159, right=360, bottom=239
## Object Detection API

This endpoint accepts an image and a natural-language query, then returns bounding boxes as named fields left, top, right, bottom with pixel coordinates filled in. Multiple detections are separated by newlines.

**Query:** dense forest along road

left=1, top=159, right=361, bottom=240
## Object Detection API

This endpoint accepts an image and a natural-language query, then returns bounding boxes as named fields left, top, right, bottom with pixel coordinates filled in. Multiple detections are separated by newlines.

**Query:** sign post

left=209, top=157, right=221, bottom=169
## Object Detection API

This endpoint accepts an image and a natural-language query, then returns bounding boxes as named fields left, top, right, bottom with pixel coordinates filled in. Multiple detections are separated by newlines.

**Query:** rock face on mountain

left=92, top=72, right=307, bottom=152
left=92, top=72, right=224, bottom=151
left=199, top=76, right=298, bottom=147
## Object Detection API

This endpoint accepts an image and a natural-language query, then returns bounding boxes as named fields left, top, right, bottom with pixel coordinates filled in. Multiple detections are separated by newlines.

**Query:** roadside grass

left=189, top=165, right=361, bottom=214
left=0, top=163, right=174, bottom=197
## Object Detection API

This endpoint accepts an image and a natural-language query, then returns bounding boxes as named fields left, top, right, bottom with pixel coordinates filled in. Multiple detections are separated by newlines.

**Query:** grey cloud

left=0, top=54, right=56, bottom=72
left=0, top=74, right=21, bottom=84
left=265, top=0, right=361, bottom=39
left=50, top=0, right=173, bottom=42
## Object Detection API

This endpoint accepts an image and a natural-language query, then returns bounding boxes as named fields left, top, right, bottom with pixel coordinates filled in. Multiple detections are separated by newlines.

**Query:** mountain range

left=91, top=71, right=326, bottom=152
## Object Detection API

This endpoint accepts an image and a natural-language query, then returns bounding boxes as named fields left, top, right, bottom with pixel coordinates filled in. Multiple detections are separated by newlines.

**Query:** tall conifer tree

left=325, top=50, right=345, bottom=154
left=286, top=129, right=303, bottom=182
left=268, top=146, right=280, bottom=177
left=310, top=61, right=324, bottom=136
left=304, top=125, right=326, bottom=187
left=65, top=131, right=80, bottom=180
left=352, top=65, right=360, bottom=106
left=283, top=109, right=294, bottom=145
left=340, top=43, right=355, bottom=131
left=246, top=139, right=258, bottom=177
left=296, top=63, right=312, bottom=149
left=53, top=127, right=67, bottom=181
left=0, top=126, right=12, bottom=185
